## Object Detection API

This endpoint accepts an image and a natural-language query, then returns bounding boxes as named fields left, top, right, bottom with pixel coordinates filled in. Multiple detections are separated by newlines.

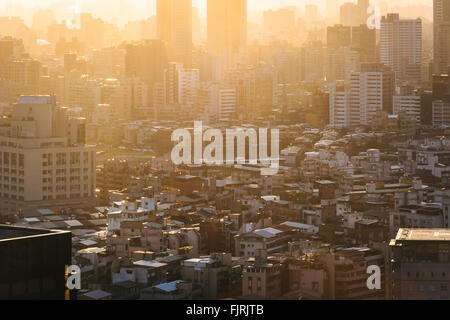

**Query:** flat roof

left=395, top=229, right=450, bottom=241
left=83, top=290, right=112, bottom=300
left=254, top=227, right=284, bottom=239
left=133, top=260, right=167, bottom=268
left=0, top=224, right=70, bottom=241
left=18, top=95, right=53, bottom=105
left=152, top=280, right=185, bottom=293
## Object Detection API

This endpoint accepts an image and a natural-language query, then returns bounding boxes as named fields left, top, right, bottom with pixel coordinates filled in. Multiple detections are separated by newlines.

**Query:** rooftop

left=0, top=224, right=70, bottom=241
left=18, top=95, right=54, bottom=105
left=151, top=280, right=185, bottom=293
left=395, top=229, right=450, bottom=242
left=254, top=227, right=284, bottom=239
left=133, top=260, right=167, bottom=268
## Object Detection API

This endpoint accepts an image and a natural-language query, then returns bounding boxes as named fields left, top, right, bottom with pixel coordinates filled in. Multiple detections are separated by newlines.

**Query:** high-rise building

left=125, top=39, right=168, bottom=103
left=390, top=229, right=450, bottom=300
left=224, top=66, right=256, bottom=119
left=351, top=24, right=377, bottom=63
left=329, top=63, right=395, bottom=127
left=393, top=94, right=421, bottom=123
left=340, top=3, right=359, bottom=27
left=263, top=8, right=296, bottom=37
left=163, top=62, right=183, bottom=106
left=305, top=4, right=319, bottom=25
left=218, top=88, right=237, bottom=122
left=327, top=25, right=352, bottom=52
left=80, top=13, right=105, bottom=51
left=326, top=0, right=339, bottom=25
left=157, top=0, right=193, bottom=67
left=0, top=37, right=24, bottom=64
left=154, top=62, right=200, bottom=120
left=329, top=82, right=351, bottom=127
left=430, top=68, right=450, bottom=126
left=432, top=69, right=450, bottom=101
left=380, top=14, right=422, bottom=83
left=192, top=7, right=205, bottom=45
left=432, top=100, right=450, bottom=126
left=92, top=48, right=126, bottom=79
left=300, top=41, right=327, bottom=82
left=0, top=58, right=41, bottom=96
left=179, top=67, right=200, bottom=108
left=434, top=0, right=450, bottom=75
left=0, top=95, right=96, bottom=215
left=207, top=0, right=247, bottom=55
left=340, top=0, right=370, bottom=27
left=31, top=9, right=54, bottom=38
left=327, top=46, right=360, bottom=83
left=357, top=0, right=370, bottom=25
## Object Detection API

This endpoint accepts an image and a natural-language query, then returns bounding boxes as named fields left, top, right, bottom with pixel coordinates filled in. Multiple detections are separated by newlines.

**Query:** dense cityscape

left=0, top=0, right=449, bottom=301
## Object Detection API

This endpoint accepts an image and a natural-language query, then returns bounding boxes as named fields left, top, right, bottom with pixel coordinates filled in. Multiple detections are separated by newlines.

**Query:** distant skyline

left=0, top=0, right=434, bottom=26
left=0, top=0, right=433, bottom=13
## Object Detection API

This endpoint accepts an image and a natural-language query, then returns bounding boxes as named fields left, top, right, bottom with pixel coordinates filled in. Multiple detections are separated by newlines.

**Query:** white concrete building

left=380, top=13, right=422, bottom=82
left=0, top=95, right=96, bottom=215
left=330, top=66, right=394, bottom=126
left=393, top=95, right=421, bottom=123
left=432, top=100, right=450, bottom=127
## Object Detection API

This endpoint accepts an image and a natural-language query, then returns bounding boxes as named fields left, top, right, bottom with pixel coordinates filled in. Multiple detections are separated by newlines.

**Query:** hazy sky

left=1, top=0, right=433, bottom=12
left=0, top=0, right=433, bottom=25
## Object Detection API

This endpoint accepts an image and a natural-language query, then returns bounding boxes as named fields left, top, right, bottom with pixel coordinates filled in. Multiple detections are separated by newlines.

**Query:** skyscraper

left=305, top=4, right=318, bottom=24
left=207, top=0, right=247, bottom=55
left=340, top=0, right=370, bottom=27
left=434, top=0, right=450, bottom=75
left=351, top=24, right=377, bottom=63
left=326, top=0, right=339, bottom=25
left=380, top=14, right=422, bottom=83
left=357, top=0, right=370, bottom=25
left=125, top=39, right=168, bottom=88
left=327, top=25, right=352, bottom=52
left=157, top=0, right=192, bottom=67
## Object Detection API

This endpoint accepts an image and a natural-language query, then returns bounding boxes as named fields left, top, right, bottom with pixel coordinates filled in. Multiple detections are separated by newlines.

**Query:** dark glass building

left=0, top=225, right=71, bottom=300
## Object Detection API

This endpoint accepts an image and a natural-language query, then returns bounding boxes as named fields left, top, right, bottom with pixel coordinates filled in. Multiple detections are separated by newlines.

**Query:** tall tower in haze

left=157, top=0, right=192, bottom=67
left=434, top=0, right=450, bottom=75
left=358, top=0, right=370, bottom=25
left=380, top=13, right=422, bottom=83
left=207, top=0, right=247, bottom=55
left=326, top=0, right=339, bottom=25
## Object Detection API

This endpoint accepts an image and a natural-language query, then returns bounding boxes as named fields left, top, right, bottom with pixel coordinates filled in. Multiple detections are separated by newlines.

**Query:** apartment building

left=235, top=227, right=292, bottom=258
left=380, top=14, right=422, bottom=83
left=180, top=253, right=239, bottom=299
left=0, top=95, right=96, bottom=216
left=319, top=247, right=386, bottom=300
left=241, top=249, right=282, bottom=299
left=156, top=0, right=192, bottom=67
left=434, top=0, right=450, bottom=75
left=329, top=63, right=395, bottom=127
left=393, top=94, right=421, bottom=123
left=390, top=204, right=445, bottom=237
